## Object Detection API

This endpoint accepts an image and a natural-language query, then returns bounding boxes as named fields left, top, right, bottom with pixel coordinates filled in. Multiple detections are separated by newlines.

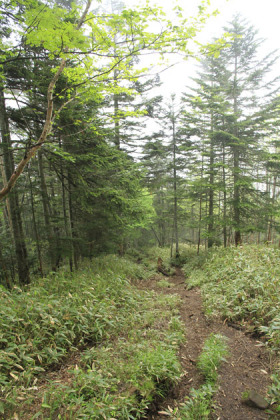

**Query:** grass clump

left=1, top=255, right=184, bottom=419
left=173, top=384, right=215, bottom=419
left=157, top=279, right=174, bottom=288
left=171, top=333, right=228, bottom=420
left=267, top=371, right=280, bottom=415
left=197, top=334, right=228, bottom=384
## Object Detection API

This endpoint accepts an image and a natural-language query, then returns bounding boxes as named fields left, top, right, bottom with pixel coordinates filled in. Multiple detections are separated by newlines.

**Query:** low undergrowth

left=184, top=245, right=280, bottom=350
left=0, top=255, right=184, bottom=418
left=163, top=334, right=228, bottom=419
left=184, top=244, right=280, bottom=414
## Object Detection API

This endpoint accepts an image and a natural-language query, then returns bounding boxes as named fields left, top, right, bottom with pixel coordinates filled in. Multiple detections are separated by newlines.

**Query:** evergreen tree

left=181, top=15, right=280, bottom=247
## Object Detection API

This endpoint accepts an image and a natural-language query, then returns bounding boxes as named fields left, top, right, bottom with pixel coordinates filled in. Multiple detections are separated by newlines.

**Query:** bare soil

left=143, top=269, right=275, bottom=420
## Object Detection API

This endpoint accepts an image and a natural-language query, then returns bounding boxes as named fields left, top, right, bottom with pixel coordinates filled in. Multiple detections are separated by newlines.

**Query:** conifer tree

left=181, top=15, right=280, bottom=247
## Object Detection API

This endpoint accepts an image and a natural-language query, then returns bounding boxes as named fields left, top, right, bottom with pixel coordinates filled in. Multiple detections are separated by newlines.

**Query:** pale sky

left=139, top=0, right=280, bottom=95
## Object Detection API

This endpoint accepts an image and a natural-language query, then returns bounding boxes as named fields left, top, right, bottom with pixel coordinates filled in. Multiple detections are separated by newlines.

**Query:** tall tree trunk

left=68, top=171, right=78, bottom=270
left=233, top=50, right=242, bottom=246
left=0, top=221, right=12, bottom=289
left=197, top=153, right=204, bottom=255
left=113, top=59, right=121, bottom=149
left=62, top=172, right=73, bottom=271
left=222, top=140, right=227, bottom=248
left=37, top=149, right=58, bottom=270
left=172, top=112, right=179, bottom=258
left=0, top=87, right=30, bottom=285
left=267, top=174, right=276, bottom=242
left=191, top=204, right=195, bottom=245
left=114, top=92, right=120, bottom=149
left=208, top=114, right=215, bottom=248
left=197, top=195, right=202, bottom=255
left=233, top=150, right=241, bottom=246
left=0, top=155, right=13, bottom=231
left=28, top=166, right=44, bottom=276
left=59, top=136, right=74, bottom=271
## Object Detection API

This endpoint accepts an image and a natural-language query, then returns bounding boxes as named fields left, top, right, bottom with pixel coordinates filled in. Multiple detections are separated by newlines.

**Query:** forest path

left=144, top=268, right=273, bottom=420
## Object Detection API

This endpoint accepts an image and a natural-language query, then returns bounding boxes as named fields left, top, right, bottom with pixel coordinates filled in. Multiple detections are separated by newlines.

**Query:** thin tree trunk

left=171, top=99, right=179, bottom=257
left=233, top=150, right=242, bottom=246
left=151, top=226, right=162, bottom=247
left=37, top=149, right=58, bottom=270
left=113, top=73, right=121, bottom=150
left=191, top=204, right=195, bottom=245
left=197, top=149, right=205, bottom=255
left=59, top=137, right=74, bottom=271
left=0, top=217, right=12, bottom=289
left=222, top=140, right=227, bottom=248
left=0, top=155, right=12, bottom=231
left=197, top=195, right=202, bottom=255
left=233, top=50, right=242, bottom=246
left=62, top=171, right=73, bottom=271
left=68, top=172, right=78, bottom=270
left=28, top=166, right=44, bottom=276
left=208, top=111, right=214, bottom=248
left=267, top=174, right=276, bottom=242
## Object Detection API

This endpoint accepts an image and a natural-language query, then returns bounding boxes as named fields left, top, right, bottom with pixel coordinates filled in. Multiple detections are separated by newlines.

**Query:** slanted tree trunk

left=0, top=87, right=30, bottom=285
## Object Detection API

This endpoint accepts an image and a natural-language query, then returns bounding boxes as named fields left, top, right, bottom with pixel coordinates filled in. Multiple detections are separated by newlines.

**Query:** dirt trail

left=145, top=269, right=274, bottom=420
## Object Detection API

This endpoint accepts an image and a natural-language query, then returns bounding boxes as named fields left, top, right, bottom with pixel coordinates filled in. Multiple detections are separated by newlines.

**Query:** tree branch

left=0, top=0, right=92, bottom=201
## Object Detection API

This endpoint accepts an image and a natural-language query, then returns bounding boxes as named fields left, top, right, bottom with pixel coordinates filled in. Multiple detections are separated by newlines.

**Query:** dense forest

left=1, top=0, right=280, bottom=287
left=1, top=0, right=280, bottom=418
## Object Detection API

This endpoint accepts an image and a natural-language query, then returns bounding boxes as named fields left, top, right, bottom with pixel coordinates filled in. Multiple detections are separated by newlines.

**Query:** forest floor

left=142, top=268, right=274, bottom=420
